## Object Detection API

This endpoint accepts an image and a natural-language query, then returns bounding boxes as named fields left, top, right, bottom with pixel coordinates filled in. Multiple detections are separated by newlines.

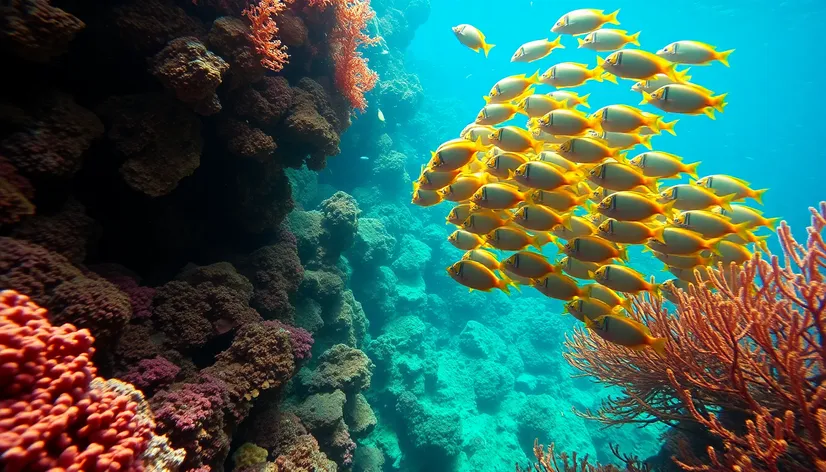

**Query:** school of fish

left=424, top=8, right=770, bottom=356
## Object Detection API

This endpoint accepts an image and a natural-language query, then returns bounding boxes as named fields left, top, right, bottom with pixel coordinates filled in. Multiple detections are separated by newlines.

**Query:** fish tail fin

left=662, top=199, right=677, bottom=219
left=618, top=245, right=629, bottom=262
left=553, top=36, right=566, bottom=49
left=482, top=42, right=495, bottom=57
left=702, top=107, right=717, bottom=120
left=527, top=69, right=541, bottom=84
left=733, top=222, right=754, bottom=242
left=650, top=224, right=666, bottom=244
left=640, top=134, right=653, bottom=150
left=709, top=239, right=725, bottom=258
left=712, top=93, right=728, bottom=112
left=577, top=37, right=586, bottom=48
left=628, top=31, right=641, bottom=46
left=753, top=188, right=768, bottom=205
left=765, top=217, right=781, bottom=232
left=720, top=193, right=736, bottom=212
left=685, top=161, right=701, bottom=179
left=579, top=93, right=591, bottom=109
left=651, top=337, right=666, bottom=357
left=639, top=91, right=653, bottom=106
left=606, top=8, right=621, bottom=25
left=661, top=119, right=678, bottom=136
left=644, top=176, right=660, bottom=193
left=620, top=296, right=633, bottom=312
left=755, top=236, right=770, bottom=254
left=592, top=66, right=605, bottom=83
left=717, top=49, right=735, bottom=67
left=497, top=274, right=512, bottom=295
left=574, top=193, right=590, bottom=207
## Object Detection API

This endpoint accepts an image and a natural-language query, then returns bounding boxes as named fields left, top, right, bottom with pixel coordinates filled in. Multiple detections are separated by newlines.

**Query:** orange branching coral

left=243, top=0, right=290, bottom=72
left=515, top=440, right=649, bottom=472
left=329, top=0, right=380, bottom=112
left=564, top=202, right=826, bottom=471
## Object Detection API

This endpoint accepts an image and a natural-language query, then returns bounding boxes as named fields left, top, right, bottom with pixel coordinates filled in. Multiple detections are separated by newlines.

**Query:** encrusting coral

left=562, top=202, right=826, bottom=471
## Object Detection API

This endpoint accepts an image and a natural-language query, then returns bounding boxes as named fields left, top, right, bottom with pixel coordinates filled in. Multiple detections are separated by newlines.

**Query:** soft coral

left=243, top=0, right=290, bottom=72
left=329, top=0, right=380, bottom=112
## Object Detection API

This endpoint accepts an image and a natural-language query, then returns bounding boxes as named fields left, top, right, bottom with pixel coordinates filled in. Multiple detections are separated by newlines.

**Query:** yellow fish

left=462, top=210, right=512, bottom=235
left=486, top=71, right=540, bottom=103
left=578, top=29, right=640, bottom=51
left=529, top=188, right=589, bottom=212
left=438, top=174, right=492, bottom=202
left=586, top=130, right=653, bottom=151
left=558, top=136, right=625, bottom=164
left=534, top=109, right=601, bottom=136
left=593, top=105, right=671, bottom=135
left=584, top=212, right=608, bottom=227
left=503, top=251, right=560, bottom=278
left=560, top=256, right=601, bottom=280
left=516, top=95, right=568, bottom=118
left=489, top=126, right=544, bottom=153
left=598, top=191, right=675, bottom=221
left=461, top=124, right=498, bottom=146
left=585, top=314, right=666, bottom=356
left=589, top=186, right=615, bottom=203
left=429, top=139, right=488, bottom=172
left=597, top=218, right=663, bottom=244
left=446, top=203, right=474, bottom=226
left=656, top=41, right=734, bottom=67
left=651, top=250, right=711, bottom=269
left=667, top=265, right=712, bottom=285
left=565, top=297, right=622, bottom=322
left=462, top=248, right=502, bottom=271
left=628, top=151, right=699, bottom=179
left=630, top=74, right=690, bottom=94
left=561, top=236, right=628, bottom=263
left=551, top=215, right=597, bottom=239
left=416, top=167, right=463, bottom=191
left=659, top=184, right=736, bottom=211
left=694, top=175, right=767, bottom=204
left=485, top=152, right=529, bottom=179
left=530, top=272, right=584, bottom=300
left=661, top=278, right=690, bottom=304
left=582, top=284, right=632, bottom=311
left=447, top=260, right=514, bottom=294
left=476, top=103, right=520, bottom=126
left=552, top=8, right=621, bottom=35
left=646, top=226, right=724, bottom=255
left=539, top=62, right=617, bottom=88
left=511, top=204, right=570, bottom=231
left=471, top=182, right=530, bottom=209
left=452, top=24, right=495, bottom=57
left=513, top=161, right=581, bottom=191
left=711, top=205, right=778, bottom=231
left=641, top=84, right=726, bottom=120
left=672, top=210, right=754, bottom=240
left=712, top=240, right=754, bottom=266
left=592, top=264, right=660, bottom=295
left=412, top=188, right=443, bottom=207
left=587, top=162, right=660, bottom=192
left=484, top=226, right=550, bottom=251
left=448, top=229, right=487, bottom=250
left=511, top=37, right=565, bottom=63
left=547, top=91, right=591, bottom=109
left=600, top=50, right=690, bottom=83
left=535, top=151, right=579, bottom=172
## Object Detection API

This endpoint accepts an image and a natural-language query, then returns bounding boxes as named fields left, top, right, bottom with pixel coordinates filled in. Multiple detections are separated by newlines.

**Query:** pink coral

left=330, top=0, right=380, bottom=111
left=266, top=320, right=314, bottom=360
left=121, top=356, right=181, bottom=395
left=0, top=290, right=161, bottom=471
left=243, top=0, right=290, bottom=72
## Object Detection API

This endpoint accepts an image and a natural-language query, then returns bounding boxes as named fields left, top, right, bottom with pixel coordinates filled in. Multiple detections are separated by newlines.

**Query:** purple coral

left=266, top=320, right=314, bottom=361
left=121, top=356, right=181, bottom=395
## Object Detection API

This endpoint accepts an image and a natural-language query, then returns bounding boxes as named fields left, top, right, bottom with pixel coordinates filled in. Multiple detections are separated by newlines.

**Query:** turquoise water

left=322, top=1, right=825, bottom=469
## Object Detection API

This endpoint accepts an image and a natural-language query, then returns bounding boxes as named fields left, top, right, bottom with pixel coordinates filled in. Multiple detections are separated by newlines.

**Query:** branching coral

left=516, top=440, right=648, bottom=472
left=243, top=0, right=290, bottom=72
left=330, top=0, right=381, bottom=111
left=564, top=202, right=826, bottom=471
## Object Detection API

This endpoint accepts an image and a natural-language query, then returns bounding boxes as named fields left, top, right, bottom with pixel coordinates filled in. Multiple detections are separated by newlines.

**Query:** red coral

left=565, top=202, right=826, bottom=471
left=330, top=0, right=380, bottom=111
left=243, top=0, right=290, bottom=72
left=0, top=290, right=173, bottom=472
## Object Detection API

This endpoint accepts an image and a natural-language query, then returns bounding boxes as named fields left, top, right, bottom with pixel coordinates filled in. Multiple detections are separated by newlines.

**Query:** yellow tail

left=643, top=176, right=660, bottom=193
left=578, top=93, right=591, bottom=109
left=719, top=193, right=736, bottom=212
left=498, top=273, right=513, bottom=295
left=602, top=71, right=618, bottom=84
left=639, top=91, right=653, bottom=105
left=659, top=119, right=678, bottom=136
left=527, top=69, right=541, bottom=84
left=577, top=37, right=587, bottom=48
left=717, top=48, right=735, bottom=67
left=482, top=42, right=495, bottom=57
left=752, top=188, right=768, bottom=205
left=552, top=36, right=566, bottom=50
left=650, top=337, right=666, bottom=357
left=764, top=217, right=780, bottom=231
left=605, top=8, right=621, bottom=25
left=733, top=221, right=754, bottom=242
left=711, top=93, right=728, bottom=113
left=650, top=225, right=666, bottom=244
left=618, top=245, right=629, bottom=262
left=628, top=31, right=641, bottom=46
left=639, top=135, right=653, bottom=150
left=684, top=161, right=701, bottom=179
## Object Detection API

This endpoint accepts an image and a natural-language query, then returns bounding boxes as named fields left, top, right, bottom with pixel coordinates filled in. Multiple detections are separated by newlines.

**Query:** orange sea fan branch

left=329, top=0, right=380, bottom=112
left=564, top=202, right=826, bottom=470
left=243, top=0, right=290, bottom=72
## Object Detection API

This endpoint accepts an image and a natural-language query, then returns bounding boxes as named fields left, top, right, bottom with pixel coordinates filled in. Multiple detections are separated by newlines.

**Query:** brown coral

left=208, top=16, right=266, bottom=88
left=10, top=198, right=96, bottom=264
left=151, top=36, right=229, bottom=115
left=111, top=0, right=207, bottom=54
left=0, top=0, right=85, bottom=62
left=218, top=118, right=276, bottom=160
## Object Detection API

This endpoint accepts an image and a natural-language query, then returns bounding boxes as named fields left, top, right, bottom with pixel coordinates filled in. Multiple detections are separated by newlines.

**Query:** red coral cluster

left=330, top=0, right=380, bottom=111
left=0, top=290, right=176, bottom=472
left=564, top=203, right=826, bottom=471
left=243, top=0, right=290, bottom=72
